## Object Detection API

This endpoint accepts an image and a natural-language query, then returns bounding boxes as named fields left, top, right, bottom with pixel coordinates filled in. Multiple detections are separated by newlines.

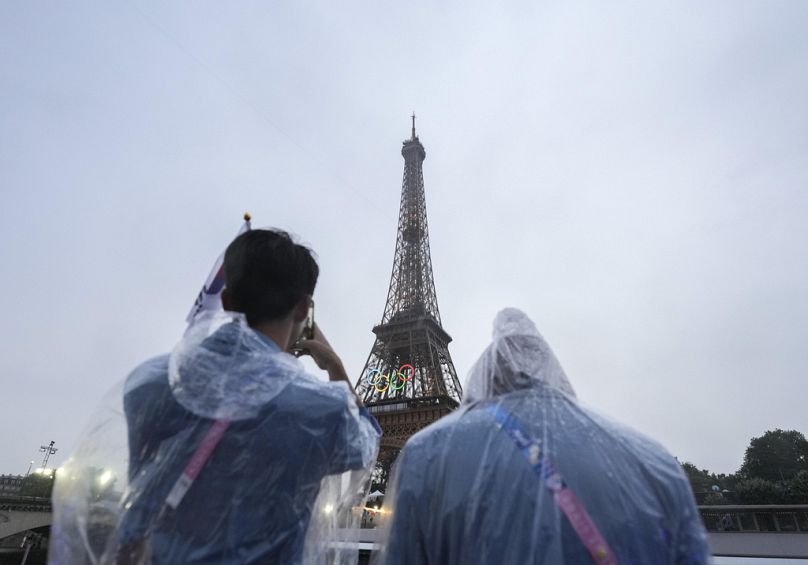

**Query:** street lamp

left=39, top=440, right=58, bottom=471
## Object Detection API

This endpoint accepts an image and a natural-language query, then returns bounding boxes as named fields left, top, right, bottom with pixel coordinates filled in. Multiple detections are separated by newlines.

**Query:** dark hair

left=223, top=229, right=319, bottom=325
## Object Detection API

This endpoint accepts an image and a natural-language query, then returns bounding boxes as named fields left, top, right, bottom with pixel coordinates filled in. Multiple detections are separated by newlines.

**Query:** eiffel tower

left=355, top=116, right=462, bottom=481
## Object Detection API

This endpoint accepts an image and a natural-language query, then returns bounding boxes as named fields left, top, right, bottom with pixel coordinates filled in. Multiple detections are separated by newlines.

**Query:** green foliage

left=733, top=468, right=808, bottom=504
left=701, top=492, right=726, bottom=505
left=739, top=429, right=808, bottom=482
left=19, top=473, right=55, bottom=499
left=788, top=470, right=808, bottom=503
left=370, top=458, right=393, bottom=494
left=680, top=428, right=808, bottom=505
left=681, top=462, right=712, bottom=492
left=736, top=477, right=785, bottom=504
left=680, top=461, right=736, bottom=500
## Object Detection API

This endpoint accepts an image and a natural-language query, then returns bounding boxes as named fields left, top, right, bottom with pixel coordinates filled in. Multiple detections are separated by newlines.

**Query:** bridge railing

left=699, top=504, right=808, bottom=533
left=0, top=495, right=52, bottom=513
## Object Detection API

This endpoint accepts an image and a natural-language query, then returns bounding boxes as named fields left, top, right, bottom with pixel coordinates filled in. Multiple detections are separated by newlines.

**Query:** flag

left=185, top=214, right=252, bottom=325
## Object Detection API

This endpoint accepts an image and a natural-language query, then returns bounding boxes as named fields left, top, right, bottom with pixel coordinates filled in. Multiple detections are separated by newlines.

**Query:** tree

left=681, top=462, right=713, bottom=493
left=680, top=461, right=737, bottom=503
left=788, top=470, right=808, bottom=503
left=739, top=429, right=808, bottom=482
left=19, top=473, right=55, bottom=499
left=370, top=457, right=395, bottom=494
left=736, top=477, right=786, bottom=504
left=701, top=492, right=725, bottom=505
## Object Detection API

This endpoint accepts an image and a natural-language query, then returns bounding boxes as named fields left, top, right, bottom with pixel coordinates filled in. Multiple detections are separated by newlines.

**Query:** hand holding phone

left=293, top=323, right=340, bottom=369
left=293, top=321, right=362, bottom=405
left=290, top=301, right=315, bottom=357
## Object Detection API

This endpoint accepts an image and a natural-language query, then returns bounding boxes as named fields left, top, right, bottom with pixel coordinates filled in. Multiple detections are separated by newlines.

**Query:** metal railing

left=700, top=505, right=808, bottom=533
left=0, top=495, right=52, bottom=513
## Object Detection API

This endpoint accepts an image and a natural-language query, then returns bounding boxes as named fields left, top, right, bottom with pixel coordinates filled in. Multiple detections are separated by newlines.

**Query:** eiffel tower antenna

left=355, top=118, right=462, bottom=484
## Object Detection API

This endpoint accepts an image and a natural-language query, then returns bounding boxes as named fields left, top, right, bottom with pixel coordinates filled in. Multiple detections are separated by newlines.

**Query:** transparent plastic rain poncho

left=49, top=311, right=380, bottom=565
left=377, top=308, right=710, bottom=565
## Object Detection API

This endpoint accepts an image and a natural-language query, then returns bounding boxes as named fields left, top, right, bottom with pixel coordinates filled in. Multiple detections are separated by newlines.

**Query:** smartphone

left=291, top=300, right=315, bottom=357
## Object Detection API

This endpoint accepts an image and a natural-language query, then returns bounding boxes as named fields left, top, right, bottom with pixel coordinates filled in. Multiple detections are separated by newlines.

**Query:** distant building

left=0, top=474, right=24, bottom=495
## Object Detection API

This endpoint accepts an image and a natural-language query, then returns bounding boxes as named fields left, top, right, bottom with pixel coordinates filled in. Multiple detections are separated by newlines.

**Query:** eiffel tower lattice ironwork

left=355, top=116, right=462, bottom=471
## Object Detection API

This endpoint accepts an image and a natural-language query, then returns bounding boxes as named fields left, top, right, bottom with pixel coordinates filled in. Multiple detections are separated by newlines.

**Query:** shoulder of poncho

left=496, top=390, right=675, bottom=465
left=124, top=353, right=170, bottom=393
left=404, top=392, right=546, bottom=449
left=402, top=406, right=474, bottom=453
left=405, top=394, right=680, bottom=478
left=577, top=403, right=683, bottom=474
left=279, top=373, right=354, bottom=410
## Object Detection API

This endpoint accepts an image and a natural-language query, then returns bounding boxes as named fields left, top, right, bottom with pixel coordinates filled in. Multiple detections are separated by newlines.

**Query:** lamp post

left=39, top=441, right=57, bottom=471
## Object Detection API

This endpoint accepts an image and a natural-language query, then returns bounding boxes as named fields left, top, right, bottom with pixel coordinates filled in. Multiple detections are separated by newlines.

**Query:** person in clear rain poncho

left=378, top=308, right=710, bottom=565
left=49, top=229, right=381, bottom=565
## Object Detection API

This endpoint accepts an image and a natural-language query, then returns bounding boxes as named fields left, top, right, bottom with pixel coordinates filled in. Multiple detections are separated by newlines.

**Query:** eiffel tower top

left=355, top=119, right=462, bottom=407
left=383, top=118, right=441, bottom=327
left=402, top=112, right=426, bottom=161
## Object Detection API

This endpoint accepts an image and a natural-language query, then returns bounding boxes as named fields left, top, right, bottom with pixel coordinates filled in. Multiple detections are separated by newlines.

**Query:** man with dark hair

left=115, top=229, right=381, bottom=564
left=222, top=229, right=320, bottom=326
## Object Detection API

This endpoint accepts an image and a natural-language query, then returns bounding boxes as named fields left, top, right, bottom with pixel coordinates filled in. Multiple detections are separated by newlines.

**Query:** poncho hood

left=463, top=307, right=576, bottom=404
left=169, top=311, right=303, bottom=420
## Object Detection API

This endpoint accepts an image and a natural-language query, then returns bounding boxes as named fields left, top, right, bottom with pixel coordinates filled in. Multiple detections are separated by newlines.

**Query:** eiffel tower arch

left=355, top=117, right=462, bottom=485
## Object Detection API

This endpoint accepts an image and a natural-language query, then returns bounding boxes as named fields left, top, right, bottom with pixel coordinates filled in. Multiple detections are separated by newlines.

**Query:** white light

left=323, top=504, right=334, bottom=515
left=97, top=470, right=113, bottom=487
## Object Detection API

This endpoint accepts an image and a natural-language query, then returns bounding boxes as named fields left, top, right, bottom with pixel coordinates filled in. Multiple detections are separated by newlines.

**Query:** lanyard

left=165, top=419, right=231, bottom=509
left=486, top=404, right=618, bottom=565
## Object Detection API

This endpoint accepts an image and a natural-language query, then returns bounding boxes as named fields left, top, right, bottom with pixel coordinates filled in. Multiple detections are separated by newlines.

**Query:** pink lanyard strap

left=165, top=419, right=231, bottom=509
left=486, top=404, right=618, bottom=565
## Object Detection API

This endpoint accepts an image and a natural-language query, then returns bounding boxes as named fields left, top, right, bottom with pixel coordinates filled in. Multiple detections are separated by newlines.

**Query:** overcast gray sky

left=1, top=1, right=807, bottom=476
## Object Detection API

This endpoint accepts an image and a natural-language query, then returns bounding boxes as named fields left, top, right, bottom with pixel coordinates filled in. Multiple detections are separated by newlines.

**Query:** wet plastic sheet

left=50, top=312, right=380, bottom=564
left=377, top=308, right=710, bottom=564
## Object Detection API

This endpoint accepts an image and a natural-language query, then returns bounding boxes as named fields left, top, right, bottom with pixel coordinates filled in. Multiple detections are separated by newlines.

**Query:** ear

left=221, top=288, right=233, bottom=311
left=292, top=295, right=311, bottom=323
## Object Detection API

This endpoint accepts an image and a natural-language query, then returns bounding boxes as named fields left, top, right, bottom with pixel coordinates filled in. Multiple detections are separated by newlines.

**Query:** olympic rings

left=365, top=364, right=415, bottom=393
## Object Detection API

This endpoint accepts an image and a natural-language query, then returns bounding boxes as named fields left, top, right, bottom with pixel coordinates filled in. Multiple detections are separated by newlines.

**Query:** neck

left=251, top=319, right=294, bottom=351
